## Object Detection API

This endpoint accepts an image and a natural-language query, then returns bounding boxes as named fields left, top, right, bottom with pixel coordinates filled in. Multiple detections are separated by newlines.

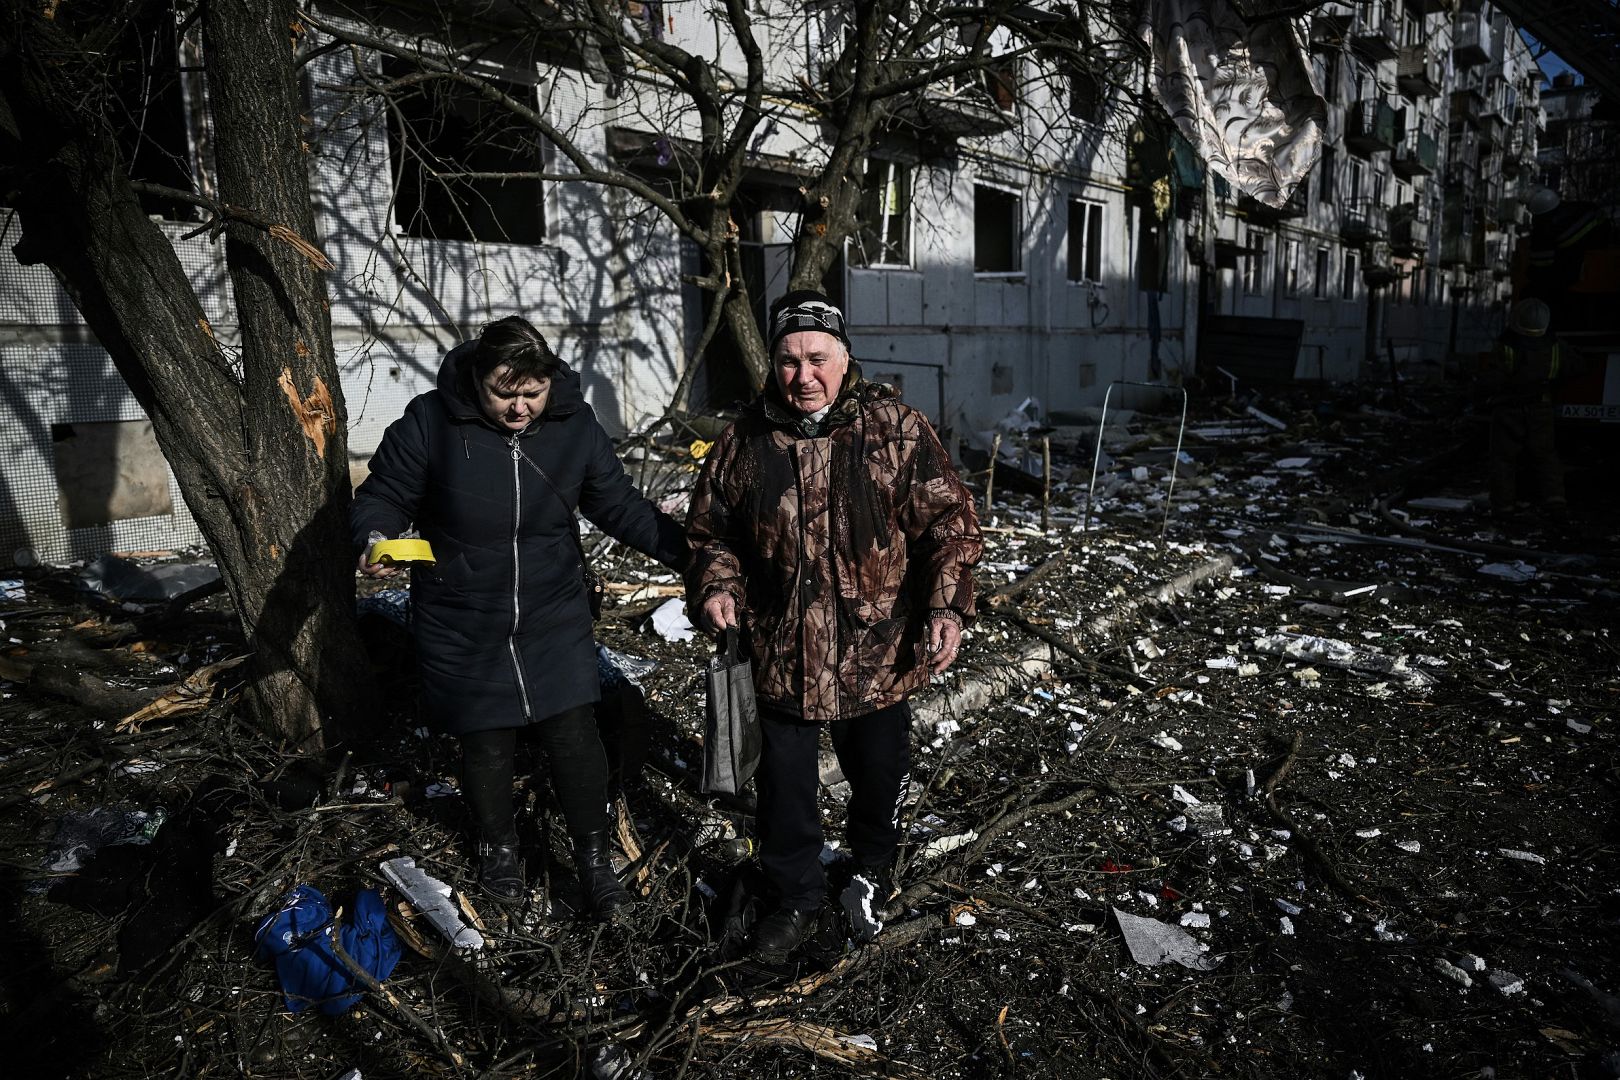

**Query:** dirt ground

left=0, top=383, right=1616, bottom=1080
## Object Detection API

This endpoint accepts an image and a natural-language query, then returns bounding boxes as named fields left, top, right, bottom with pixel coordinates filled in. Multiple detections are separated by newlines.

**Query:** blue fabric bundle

left=255, top=885, right=402, bottom=1015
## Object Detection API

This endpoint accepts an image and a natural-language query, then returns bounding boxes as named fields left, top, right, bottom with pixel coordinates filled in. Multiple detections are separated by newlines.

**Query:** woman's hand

left=358, top=551, right=398, bottom=578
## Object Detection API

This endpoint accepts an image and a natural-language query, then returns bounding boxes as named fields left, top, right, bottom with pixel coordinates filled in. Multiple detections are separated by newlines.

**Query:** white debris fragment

left=1205, top=656, right=1238, bottom=670
left=917, top=830, right=978, bottom=861
left=1433, top=959, right=1474, bottom=989
left=1150, top=731, right=1183, bottom=752
left=1238, top=662, right=1261, bottom=677
left=1279, top=916, right=1295, bottom=936
left=1275, top=898, right=1302, bottom=916
left=1112, top=907, right=1221, bottom=970
left=1497, top=848, right=1547, bottom=865
left=1461, top=954, right=1486, bottom=973
left=1180, top=911, right=1211, bottom=929
left=840, top=1034, right=879, bottom=1051
left=1487, top=970, right=1525, bottom=996
left=1134, top=636, right=1163, bottom=659
left=955, top=911, right=978, bottom=927
left=1394, top=840, right=1422, bottom=854
left=649, top=598, right=697, bottom=642
left=1292, top=666, right=1320, bottom=682
left=1355, top=828, right=1382, bottom=839
left=1566, top=718, right=1592, bottom=735
left=1170, top=784, right=1201, bottom=805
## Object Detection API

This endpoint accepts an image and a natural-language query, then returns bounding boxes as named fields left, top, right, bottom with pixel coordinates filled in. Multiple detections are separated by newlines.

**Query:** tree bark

left=0, top=3, right=373, bottom=747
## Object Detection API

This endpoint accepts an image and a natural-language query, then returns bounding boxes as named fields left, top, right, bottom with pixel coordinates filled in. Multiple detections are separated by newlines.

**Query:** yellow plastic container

left=368, top=539, right=436, bottom=566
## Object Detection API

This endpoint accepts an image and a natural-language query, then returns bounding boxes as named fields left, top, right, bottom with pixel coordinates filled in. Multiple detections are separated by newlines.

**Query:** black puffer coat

left=352, top=342, right=686, bottom=734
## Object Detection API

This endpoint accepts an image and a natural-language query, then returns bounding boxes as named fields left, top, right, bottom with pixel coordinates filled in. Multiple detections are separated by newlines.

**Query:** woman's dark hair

left=473, top=316, right=562, bottom=386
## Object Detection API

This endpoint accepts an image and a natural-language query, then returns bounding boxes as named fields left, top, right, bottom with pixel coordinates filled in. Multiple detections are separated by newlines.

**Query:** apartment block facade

left=0, top=1, right=1544, bottom=566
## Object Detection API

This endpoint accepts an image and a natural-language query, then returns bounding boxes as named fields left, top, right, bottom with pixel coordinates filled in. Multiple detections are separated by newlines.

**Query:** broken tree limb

left=116, top=655, right=248, bottom=733
left=700, top=1017, right=926, bottom=1078
left=1256, top=733, right=1382, bottom=907
left=328, top=923, right=466, bottom=1069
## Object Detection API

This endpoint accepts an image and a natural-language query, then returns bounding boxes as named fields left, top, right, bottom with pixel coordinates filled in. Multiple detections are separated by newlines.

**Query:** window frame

left=1341, top=250, right=1359, bottom=301
left=851, top=157, right=915, bottom=270
left=973, top=180, right=1025, bottom=277
left=1065, top=197, right=1105, bottom=285
left=1314, top=247, right=1331, bottom=300
left=1282, top=237, right=1302, bottom=298
left=1244, top=228, right=1269, bottom=295
left=383, top=55, right=551, bottom=247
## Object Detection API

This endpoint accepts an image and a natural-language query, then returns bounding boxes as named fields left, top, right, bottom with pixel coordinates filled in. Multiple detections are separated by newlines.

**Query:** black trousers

left=756, top=701, right=911, bottom=911
left=461, top=703, right=611, bottom=842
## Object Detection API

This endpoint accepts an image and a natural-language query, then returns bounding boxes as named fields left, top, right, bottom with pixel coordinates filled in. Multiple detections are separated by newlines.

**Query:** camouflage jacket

left=686, top=374, right=981, bottom=722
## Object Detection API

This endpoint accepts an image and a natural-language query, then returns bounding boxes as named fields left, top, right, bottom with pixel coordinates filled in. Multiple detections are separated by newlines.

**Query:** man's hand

left=358, top=551, right=398, bottom=579
left=701, top=591, right=739, bottom=635
left=927, top=615, right=962, bottom=674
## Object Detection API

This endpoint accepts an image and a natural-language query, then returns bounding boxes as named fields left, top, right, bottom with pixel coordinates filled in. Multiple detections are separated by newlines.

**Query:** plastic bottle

left=141, top=806, right=168, bottom=840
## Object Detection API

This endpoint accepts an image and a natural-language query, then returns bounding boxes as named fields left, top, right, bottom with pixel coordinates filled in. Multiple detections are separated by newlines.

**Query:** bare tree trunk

left=0, top=3, right=373, bottom=748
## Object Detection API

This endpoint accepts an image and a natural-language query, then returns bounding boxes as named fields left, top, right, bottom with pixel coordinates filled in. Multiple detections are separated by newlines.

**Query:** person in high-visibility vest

left=1482, top=299, right=1570, bottom=517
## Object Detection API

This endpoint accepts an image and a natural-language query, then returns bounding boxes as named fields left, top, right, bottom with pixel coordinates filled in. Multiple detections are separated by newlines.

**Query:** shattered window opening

left=383, top=57, right=547, bottom=245
left=1067, top=198, right=1103, bottom=284
left=974, top=183, right=1022, bottom=275
left=852, top=159, right=913, bottom=269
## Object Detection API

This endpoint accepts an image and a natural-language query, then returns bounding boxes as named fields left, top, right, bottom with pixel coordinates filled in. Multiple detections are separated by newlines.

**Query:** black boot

left=749, top=906, right=818, bottom=963
left=573, top=831, right=632, bottom=921
left=476, top=837, right=525, bottom=906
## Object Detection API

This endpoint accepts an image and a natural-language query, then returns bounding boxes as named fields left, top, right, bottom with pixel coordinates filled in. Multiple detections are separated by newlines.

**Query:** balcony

left=1478, top=113, right=1505, bottom=151
left=1452, top=12, right=1490, bottom=68
left=1390, top=203, right=1432, bottom=255
left=899, top=82, right=1016, bottom=139
left=1415, top=0, right=1455, bottom=12
left=1311, top=1, right=1355, bottom=50
left=1449, top=87, right=1484, bottom=127
left=1393, top=128, right=1439, bottom=177
left=1346, top=97, right=1399, bottom=154
left=1239, top=185, right=1309, bottom=223
left=1397, top=46, right=1444, bottom=99
left=1351, top=4, right=1400, bottom=62
left=1485, top=236, right=1510, bottom=278
left=1364, top=241, right=1400, bottom=287
left=1496, top=195, right=1526, bottom=230
left=1341, top=197, right=1389, bottom=245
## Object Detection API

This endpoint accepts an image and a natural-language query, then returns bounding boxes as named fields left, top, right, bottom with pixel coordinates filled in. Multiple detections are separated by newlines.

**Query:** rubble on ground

left=0, top=387, right=1616, bottom=1079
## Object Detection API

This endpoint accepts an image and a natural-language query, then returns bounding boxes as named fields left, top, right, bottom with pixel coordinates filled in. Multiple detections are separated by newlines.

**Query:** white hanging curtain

left=1138, top=0, right=1327, bottom=207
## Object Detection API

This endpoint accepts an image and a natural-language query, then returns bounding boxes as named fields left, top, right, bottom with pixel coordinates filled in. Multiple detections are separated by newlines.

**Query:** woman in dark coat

left=352, top=317, right=686, bottom=918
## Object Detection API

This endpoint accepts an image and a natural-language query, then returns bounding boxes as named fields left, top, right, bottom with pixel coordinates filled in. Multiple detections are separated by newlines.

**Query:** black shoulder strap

left=516, top=448, right=588, bottom=563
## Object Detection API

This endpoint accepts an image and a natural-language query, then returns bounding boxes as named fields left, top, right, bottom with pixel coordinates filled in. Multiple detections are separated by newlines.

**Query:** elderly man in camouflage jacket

left=686, top=289, right=982, bottom=963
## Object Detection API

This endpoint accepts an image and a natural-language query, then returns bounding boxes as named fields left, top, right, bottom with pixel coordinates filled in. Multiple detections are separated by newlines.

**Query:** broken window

left=974, top=184, right=1022, bottom=274
left=107, top=9, right=207, bottom=222
left=1342, top=250, right=1358, bottom=300
left=1244, top=230, right=1268, bottom=294
left=1067, top=199, right=1103, bottom=283
left=384, top=57, right=546, bottom=245
left=852, top=159, right=912, bottom=268
left=1282, top=238, right=1301, bottom=297
left=1314, top=247, right=1330, bottom=299
left=1068, top=67, right=1102, bottom=123
left=1319, top=146, right=1336, bottom=204
left=51, top=421, right=175, bottom=529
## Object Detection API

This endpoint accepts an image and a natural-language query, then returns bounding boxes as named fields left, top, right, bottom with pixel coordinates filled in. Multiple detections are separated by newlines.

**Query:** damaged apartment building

left=0, top=1, right=1546, bottom=566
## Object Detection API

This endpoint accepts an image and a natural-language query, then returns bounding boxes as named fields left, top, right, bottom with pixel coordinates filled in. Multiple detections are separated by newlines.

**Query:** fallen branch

left=329, top=918, right=467, bottom=1069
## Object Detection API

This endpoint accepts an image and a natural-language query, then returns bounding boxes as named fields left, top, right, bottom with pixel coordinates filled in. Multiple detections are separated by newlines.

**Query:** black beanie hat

left=767, top=290, right=849, bottom=352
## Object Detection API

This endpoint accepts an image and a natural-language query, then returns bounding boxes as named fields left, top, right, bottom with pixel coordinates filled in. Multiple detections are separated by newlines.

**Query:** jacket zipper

left=507, top=434, right=533, bottom=720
